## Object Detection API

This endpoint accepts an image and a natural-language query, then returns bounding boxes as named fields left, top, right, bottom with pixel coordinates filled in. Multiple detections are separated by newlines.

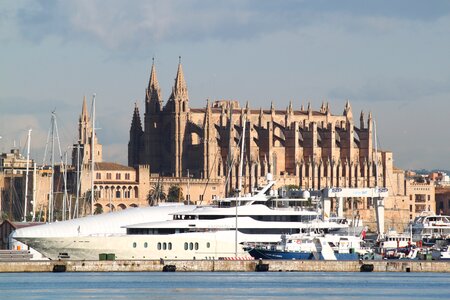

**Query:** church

left=127, top=59, right=409, bottom=231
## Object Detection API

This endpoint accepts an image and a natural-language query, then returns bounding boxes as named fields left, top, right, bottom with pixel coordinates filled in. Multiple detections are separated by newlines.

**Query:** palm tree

left=167, top=185, right=184, bottom=202
left=147, top=182, right=166, bottom=206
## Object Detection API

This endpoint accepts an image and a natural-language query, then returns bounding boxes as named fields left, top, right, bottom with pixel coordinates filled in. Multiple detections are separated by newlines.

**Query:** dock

left=0, top=259, right=449, bottom=273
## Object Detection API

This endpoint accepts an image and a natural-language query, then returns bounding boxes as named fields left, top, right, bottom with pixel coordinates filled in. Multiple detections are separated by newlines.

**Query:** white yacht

left=411, top=212, right=450, bottom=246
left=13, top=179, right=353, bottom=261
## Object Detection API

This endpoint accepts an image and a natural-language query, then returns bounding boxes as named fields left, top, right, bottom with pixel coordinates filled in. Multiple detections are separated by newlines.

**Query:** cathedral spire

left=172, top=56, right=188, bottom=100
left=131, top=102, right=143, bottom=132
left=344, top=100, right=353, bottom=119
left=146, top=58, right=162, bottom=113
left=128, top=102, right=143, bottom=167
left=80, top=95, right=89, bottom=123
left=360, top=110, right=365, bottom=129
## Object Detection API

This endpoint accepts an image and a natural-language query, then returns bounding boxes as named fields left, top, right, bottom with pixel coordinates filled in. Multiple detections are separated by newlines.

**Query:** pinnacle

left=81, top=95, right=89, bottom=122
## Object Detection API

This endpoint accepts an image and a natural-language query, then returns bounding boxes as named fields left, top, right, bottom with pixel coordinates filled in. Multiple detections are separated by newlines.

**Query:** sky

left=1, top=0, right=450, bottom=170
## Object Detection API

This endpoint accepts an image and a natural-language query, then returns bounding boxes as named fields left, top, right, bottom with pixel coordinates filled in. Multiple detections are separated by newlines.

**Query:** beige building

left=405, top=179, right=436, bottom=220
left=126, top=60, right=409, bottom=232
left=0, top=149, right=51, bottom=222
left=436, top=186, right=450, bottom=215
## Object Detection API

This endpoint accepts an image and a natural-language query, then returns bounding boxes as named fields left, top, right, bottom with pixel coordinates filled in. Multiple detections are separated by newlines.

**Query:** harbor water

left=1, top=272, right=450, bottom=299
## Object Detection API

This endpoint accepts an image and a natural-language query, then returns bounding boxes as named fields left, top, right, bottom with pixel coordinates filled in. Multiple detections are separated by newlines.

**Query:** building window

left=125, top=173, right=130, bottom=180
left=199, top=195, right=204, bottom=202
left=116, top=173, right=121, bottom=180
left=124, top=190, right=130, bottom=198
left=116, top=191, right=121, bottom=198
left=409, top=195, right=412, bottom=201
left=428, top=195, right=430, bottom=201
left=409, top=205, right=412, bottom=212
left=96, top=173, right=101, bottom=179
left=107, top=173, right=111, bottom=180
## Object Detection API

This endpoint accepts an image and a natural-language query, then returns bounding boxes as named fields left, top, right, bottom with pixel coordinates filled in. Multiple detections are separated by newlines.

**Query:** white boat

left=411, top=212, right=450, bottom=246
left=12, top=178, right=353, bottom=260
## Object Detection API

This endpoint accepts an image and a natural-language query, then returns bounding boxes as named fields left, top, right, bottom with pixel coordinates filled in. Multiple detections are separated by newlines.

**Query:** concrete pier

left=0, top=260, right=449, bottom=273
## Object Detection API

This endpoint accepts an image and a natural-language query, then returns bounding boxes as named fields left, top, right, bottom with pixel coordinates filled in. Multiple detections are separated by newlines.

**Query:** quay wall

left=0, top=260, right=449, bottom=273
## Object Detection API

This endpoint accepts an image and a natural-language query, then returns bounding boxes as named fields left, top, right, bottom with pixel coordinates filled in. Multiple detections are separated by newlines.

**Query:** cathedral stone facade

left=128, top=60, right=409, bottom=231
left=131, top=61, right=390, bottom=191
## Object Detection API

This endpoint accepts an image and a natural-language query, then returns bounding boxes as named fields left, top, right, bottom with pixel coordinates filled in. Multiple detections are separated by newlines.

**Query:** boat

left=245, top=233, right=368, bottom=260
left=411, top=212, right=450, bottom=247
left=12, top=177, right=354, bottom=260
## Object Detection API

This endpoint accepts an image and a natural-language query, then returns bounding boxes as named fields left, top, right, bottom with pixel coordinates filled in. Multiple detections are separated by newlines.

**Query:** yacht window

left=144, top=242, right=148, bottom=248
left=163, top=243, right=167, bottom=250
left=133, top=242, right=137, bottom=248
left=189, top=242, right=193, bottom=250
left=195, top=243, right=199, bottom=250
left=184, top=242, right=188, bottom=250
left=157, top=242, right=161, bottom=250
left=206, top=242, right=210, bottom=248
left=168, top=242, right=172, bottom=250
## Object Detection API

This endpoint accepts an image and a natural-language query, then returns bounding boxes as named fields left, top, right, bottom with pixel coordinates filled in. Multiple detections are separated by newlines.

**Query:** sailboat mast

left=90, top=93, right=96, bottom=215
left=49, top=112, right=56, bottom=222
left=237, top=118, right=246, bottom=197
left=23, top=128, right=32, bottom=222
left=31, top=162, right=37, bottom=221
left=75, top=144, right=81, bottom=218
left=374, top=119, right=379, bottom=188
left=62, top=150, right=68, bottom=221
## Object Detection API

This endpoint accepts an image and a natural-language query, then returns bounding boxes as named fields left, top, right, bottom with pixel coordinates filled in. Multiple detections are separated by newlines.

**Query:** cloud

left=8, top=0, right=450, bottom=51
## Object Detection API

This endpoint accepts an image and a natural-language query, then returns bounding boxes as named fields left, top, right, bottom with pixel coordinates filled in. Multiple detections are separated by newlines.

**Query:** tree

left=94, top=205, right=103, bottom=215
left=147, top=182, right=166, bottom=206
left=167, top=185, right=184, bottom=202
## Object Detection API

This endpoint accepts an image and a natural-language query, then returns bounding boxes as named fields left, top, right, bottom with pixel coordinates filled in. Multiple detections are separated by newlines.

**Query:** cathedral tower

left=72, top=96, right=102, bottom=166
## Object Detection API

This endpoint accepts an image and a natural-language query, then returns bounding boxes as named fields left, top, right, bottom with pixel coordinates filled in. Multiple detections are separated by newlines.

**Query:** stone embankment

left=0, top=259, right=449, bottom=273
